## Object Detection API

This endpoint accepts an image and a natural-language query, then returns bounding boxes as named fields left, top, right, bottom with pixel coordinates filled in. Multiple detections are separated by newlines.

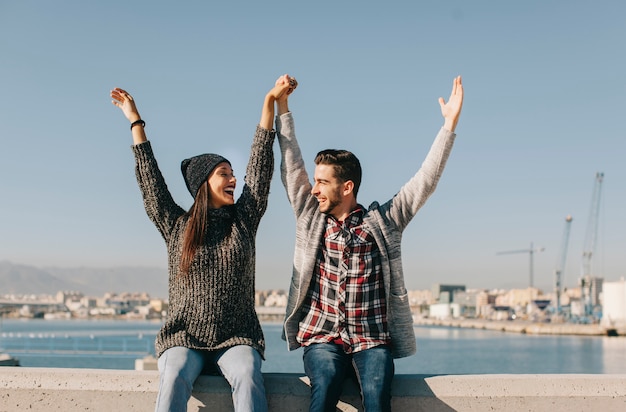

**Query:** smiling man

left=275, top=76, right=464, bottom=412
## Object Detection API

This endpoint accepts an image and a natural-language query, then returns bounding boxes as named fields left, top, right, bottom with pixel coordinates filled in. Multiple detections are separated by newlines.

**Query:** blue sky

left=1, top=1, right=624, bottom=292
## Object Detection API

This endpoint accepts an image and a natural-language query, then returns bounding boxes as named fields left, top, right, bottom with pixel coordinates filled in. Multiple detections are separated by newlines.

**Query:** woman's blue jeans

left=155, top=345, right=267, bottom=412
left=303, top=343, right=394, bottom=412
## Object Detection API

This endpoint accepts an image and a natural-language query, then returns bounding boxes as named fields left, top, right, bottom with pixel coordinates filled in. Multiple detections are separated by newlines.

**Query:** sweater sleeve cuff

left=255, top=124, right=276, bottom=141
left=277, top=112, right=292, bottom=122
left=276, top=112, right=294, bottom=133
left=440, top=127, right=457, bottom=138
left=131, top=140, right=154, bottom=163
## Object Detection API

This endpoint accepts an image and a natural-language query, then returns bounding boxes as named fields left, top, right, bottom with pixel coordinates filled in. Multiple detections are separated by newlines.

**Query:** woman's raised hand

left=110, top=88, right=141, bottom=123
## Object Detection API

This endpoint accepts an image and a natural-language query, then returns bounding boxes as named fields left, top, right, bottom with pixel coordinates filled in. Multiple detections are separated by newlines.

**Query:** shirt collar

left=327, top=205, right=366, bottom=228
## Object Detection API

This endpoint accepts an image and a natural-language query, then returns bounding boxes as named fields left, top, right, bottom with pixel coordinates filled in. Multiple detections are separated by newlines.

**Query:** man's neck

left=330, top=199, right=359, bottom=222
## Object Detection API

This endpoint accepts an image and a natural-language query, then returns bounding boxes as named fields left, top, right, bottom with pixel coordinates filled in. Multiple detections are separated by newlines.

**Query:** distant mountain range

left=0, top=261, right=168, bottom=298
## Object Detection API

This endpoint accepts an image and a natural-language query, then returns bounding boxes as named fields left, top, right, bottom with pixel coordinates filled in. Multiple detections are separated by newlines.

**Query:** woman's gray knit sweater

left=132, top=126, right=275, bottom=358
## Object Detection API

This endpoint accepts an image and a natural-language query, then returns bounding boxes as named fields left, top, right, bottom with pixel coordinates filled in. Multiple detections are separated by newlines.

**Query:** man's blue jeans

left=303, top=343, right=394, bottom=412
left=155, top=345, right=267, bottom=412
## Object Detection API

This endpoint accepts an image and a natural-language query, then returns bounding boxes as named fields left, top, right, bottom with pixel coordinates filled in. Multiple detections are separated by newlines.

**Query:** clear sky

left=1, top=1, right=624, bottom=292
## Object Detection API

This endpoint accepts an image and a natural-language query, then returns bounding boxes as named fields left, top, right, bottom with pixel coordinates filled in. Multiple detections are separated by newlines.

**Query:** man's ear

left=342, top=180, right=355, bottom=197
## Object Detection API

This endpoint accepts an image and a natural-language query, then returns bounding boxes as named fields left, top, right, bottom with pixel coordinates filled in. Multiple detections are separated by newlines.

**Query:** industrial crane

left=581, top=172, right=604, bottom=316
left=554, top=215, right=573, bottom=315
left=497, top=242, right=545, bottom=288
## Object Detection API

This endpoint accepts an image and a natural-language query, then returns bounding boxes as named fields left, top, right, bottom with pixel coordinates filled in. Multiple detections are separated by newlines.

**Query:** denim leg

left=155, top=346, right=205, bottom=412
left=303, top=343, right=350, bottom=412
left=352, top=346, right=394, bottom=412
left=216, top=345, right=268, bottom=412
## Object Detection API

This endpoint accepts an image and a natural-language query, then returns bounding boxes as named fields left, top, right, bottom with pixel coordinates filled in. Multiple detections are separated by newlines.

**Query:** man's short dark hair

left=314, top=149, right=362, bottom=197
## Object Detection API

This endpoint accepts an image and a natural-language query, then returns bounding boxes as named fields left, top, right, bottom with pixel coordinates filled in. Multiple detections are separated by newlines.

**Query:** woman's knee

left=158, top=347, right=203, bottom=389
left=218, top=346, right=263, bottom=385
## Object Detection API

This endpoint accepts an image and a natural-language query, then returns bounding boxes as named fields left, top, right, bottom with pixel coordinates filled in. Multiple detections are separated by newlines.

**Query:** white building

left=429, top=303, right=461, bottom=319
left=601, top=278, right=626, bottom=328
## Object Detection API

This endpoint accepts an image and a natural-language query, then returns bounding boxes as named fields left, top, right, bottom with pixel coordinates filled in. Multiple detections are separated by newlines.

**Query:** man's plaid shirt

left=296, top=206, right=391, bottom=353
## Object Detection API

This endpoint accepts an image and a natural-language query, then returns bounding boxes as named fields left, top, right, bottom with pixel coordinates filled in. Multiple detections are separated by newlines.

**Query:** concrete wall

left=1, top=368, right=625, bottom=411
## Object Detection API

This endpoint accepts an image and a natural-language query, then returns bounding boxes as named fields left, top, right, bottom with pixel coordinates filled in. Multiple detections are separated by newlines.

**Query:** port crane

left=497, top=242, right=545, bottom=288
left=580, top=172, right=604, bottom=315
left=554, top=215, right=573, bottom=315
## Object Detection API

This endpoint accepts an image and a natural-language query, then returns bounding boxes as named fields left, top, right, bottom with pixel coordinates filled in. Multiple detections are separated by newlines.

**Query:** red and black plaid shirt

left=296, top=206, right=390, bottom=353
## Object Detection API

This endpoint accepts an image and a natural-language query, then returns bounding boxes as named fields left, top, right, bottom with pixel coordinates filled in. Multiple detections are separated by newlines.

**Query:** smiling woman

left=207, top=163, right=237, bottom=208
left=108, top=75, right=297, bottom=412
left=179, top=153, right=235, bottom=276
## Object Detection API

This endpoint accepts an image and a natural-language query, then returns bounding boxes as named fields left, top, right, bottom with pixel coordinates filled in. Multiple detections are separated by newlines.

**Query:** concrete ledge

left=1, top=368, right=625, bottom=411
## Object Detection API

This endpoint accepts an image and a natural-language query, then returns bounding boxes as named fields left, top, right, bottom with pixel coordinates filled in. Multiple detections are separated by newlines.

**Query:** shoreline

left=414, top=317, right=625, bottom=337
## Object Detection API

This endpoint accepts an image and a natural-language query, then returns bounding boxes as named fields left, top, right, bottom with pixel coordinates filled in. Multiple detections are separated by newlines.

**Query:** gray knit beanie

left=181, top=153, right=231, bottom=199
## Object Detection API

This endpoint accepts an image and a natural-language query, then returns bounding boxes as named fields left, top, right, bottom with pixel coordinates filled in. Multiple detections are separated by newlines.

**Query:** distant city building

left=491, top=306, right=515, bottom=321
left=2, top=283, right=622, bottom=327
left=408, top=289, right=434, bottom=306
left=263, top=291, right=287, bottom=307
left=429, top=303, right=461, bottom=319
left=149, top=299, right=167, bottom=314
left=580, top=275, right=604, bottom=314
left=255, top=289, right=287, bottom=307
left=453, top=289, right=488, bottom=318
left=56, top=290, right=83, bottom=305
left=432, top=284, right=466, bottom=304
left=495, top=288, right=541, bottom=308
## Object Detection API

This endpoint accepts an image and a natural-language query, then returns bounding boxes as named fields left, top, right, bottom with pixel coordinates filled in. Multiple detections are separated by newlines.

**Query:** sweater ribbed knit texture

left=132, top=126, right=275, bottom=358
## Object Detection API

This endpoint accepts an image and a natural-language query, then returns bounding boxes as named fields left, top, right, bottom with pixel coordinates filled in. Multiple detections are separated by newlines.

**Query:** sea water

left=2, top=319, right=625, bottom=374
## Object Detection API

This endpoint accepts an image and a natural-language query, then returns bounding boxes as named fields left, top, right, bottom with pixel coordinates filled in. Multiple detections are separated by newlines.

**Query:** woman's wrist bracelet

left=130, top=119, right=146, bottom=130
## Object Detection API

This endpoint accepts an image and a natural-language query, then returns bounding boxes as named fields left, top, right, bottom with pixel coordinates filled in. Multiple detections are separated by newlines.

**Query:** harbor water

left=1, top=319, right=625, bottom=374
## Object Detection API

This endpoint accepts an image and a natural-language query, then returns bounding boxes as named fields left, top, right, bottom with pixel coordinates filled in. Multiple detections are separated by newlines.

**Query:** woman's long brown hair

left=179, top=180, right=209, bottom=276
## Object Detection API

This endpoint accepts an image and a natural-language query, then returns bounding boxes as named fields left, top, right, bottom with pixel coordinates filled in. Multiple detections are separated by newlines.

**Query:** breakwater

left=415, top=317, right=624, bottom=336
